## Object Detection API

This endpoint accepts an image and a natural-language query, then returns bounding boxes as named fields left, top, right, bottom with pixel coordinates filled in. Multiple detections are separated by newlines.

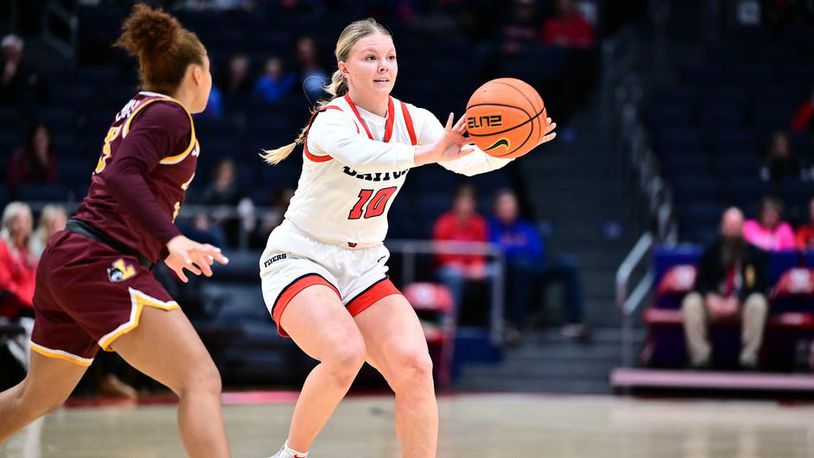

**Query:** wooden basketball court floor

left=2, top=392, right=813, bottom=457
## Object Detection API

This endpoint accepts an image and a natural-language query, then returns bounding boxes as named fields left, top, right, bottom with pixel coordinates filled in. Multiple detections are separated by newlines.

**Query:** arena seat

left=703, top=86, right=748, bottom=107
left=751, top=103, right=793, bottom=129
left=403, top=282, right=456, bottom=387
left=652, top=127, right=703, bottom=152
left=16, top=184, right=68, bottom=203
left=722, top=177, right=771, bottom=208
left=671, top=175, right=721, bottom=204
left=700, top=104, right=744, bottom=129
left=661, top=155, right=710, bottom=177
left=731, top=63, right=775, bottom=89
left=710, top=154, right=760, bottom=178
left=710, top=128, right=757, bottom=153
left=642, top=247, right=814, bottom=369
left=679, top=65, right=725, bottom=88
left=678, top=204, right=725, bottom=235
left=647, top=105, right=695, bottom=128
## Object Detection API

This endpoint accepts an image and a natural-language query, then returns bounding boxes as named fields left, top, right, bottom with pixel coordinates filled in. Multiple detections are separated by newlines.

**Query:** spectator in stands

left=681, top=207, right=768, bottom=369
left=743, top=197, right=795, bottom=251
left=202, top=157, right=242, bottom=205
left=222, top=53, right=253, bottom=96
left=0, top=34, right=43, bottom=107
left=201, top=158, right=244, bottom=246
left=0, top=202, right=35, bottom=374
left=489, top=189, right=588, bottom=341
left=541, top=0, right=596, bottom=49
left=391, top=0, right=463, bottom=36
left=253, top=56, right=296, bottom=104
left=7, top=122, right=58, bottom=195
left=499, top=0, right=542, bottom=58
left=30, top=204, right=67, bottom=258
left=0, top=202, right=36, bottom=320
left=540, top=0, right=597, bottom=131
left=295, top=36, right=329, bottom=103
left=761, top=131, right=801, bottom=194
left=791, top=87, right=814, bottom=135
left=795, top=197, right=814, bottom=249
left=433, top=185, right=491, bottom=312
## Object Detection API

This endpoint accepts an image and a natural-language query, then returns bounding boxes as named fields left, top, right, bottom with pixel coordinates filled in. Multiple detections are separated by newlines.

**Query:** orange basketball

left=465, top=78, right=548, bottom=158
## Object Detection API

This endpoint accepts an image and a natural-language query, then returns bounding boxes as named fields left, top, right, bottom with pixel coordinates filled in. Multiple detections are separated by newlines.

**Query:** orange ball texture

left=465, top=78, right=548, bottom=158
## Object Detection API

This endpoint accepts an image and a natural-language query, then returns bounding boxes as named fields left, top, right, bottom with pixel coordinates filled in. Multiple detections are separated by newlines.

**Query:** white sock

left=283, top=440, right=308, bottom=458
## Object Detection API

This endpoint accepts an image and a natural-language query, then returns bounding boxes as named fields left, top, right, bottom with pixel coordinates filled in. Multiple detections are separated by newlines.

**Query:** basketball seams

left=502, top=122, right=533, bottom=156
left=493, top=80, right=545, bottom=146
left=466, top=102, right=531, bottom=118
left=492, top=80, right=543, bottom=112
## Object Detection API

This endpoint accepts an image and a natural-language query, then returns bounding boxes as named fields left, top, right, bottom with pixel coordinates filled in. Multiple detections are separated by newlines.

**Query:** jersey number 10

left=349, top=187, right=397, bottom=220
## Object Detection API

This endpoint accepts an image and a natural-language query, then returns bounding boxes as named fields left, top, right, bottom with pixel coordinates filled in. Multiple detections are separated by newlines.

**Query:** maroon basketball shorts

left=30, top=231, right=179, bottom=366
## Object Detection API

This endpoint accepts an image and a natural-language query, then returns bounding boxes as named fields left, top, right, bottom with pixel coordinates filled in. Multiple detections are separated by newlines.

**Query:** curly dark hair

left=114, top=3, right=206, bottom=94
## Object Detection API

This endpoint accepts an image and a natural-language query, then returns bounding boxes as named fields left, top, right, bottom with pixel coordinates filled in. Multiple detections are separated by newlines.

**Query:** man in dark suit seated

left=681, top=207, right=769, bottom=369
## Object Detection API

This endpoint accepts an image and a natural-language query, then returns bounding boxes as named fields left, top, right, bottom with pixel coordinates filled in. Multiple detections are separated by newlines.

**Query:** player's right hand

left=165, top=235, right=229, bottom=283
left=414, top=113, right=469, bottom=165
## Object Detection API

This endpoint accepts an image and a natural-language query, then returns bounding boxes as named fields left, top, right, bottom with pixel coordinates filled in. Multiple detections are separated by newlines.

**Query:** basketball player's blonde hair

left=261, top=18, right=391, bottom=165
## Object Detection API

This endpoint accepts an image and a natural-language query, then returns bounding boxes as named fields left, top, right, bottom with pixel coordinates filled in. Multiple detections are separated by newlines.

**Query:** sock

left=283, top=440, right=309, bottom=458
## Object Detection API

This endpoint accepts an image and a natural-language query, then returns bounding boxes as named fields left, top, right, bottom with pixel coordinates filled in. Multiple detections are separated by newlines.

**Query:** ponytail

left=260, top=134, right=303, bottom=165
left=260, top=69, right=349, bottom=165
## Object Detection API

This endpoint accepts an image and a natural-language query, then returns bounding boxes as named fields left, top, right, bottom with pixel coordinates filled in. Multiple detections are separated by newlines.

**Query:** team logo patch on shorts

left=262, top=253, right=287, bottom=268
left=107, top=258, right=136, bottom=283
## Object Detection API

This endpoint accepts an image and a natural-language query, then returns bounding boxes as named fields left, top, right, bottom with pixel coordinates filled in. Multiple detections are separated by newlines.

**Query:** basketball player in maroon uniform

left=0, top=5, right=231, bottom=456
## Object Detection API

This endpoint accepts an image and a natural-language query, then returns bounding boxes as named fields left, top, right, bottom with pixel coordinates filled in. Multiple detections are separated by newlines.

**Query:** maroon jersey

left=73, top=91, right=200, bottom=263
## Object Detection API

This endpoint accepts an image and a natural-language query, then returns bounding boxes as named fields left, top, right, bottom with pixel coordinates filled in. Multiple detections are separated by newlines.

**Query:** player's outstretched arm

left=441, top=115, right=557, bottom=177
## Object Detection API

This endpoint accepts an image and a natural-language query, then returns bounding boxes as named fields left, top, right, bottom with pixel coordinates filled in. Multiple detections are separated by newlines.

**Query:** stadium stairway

left=523, top=98, right=634, bottom=329
left=455, top=99, right=641, bottom=393
left=456, top=328, right=645, bottom=393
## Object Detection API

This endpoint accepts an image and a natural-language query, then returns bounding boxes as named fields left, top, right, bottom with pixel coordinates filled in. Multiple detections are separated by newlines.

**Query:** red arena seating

left=641, top=248, right=814, bottom=370
left=403, top=283, right=456, bottom=387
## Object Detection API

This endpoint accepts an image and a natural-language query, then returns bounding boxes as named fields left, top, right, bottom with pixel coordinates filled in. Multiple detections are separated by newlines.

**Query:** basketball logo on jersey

left=108, top=259, right=136, bottom=283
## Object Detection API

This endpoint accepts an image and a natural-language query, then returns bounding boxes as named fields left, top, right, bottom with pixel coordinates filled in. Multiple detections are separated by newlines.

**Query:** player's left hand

left=164, top=235, right=229, bottom=283
left=537, top=117, right=557, bottom=146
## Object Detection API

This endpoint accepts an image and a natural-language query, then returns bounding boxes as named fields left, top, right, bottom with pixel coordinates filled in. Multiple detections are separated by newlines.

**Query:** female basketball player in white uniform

left=260, top=19, right=556, bottom=458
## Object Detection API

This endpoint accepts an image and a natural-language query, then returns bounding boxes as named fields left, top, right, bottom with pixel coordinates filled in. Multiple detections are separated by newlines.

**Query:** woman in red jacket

left=0, top=202, right=36, bottom=319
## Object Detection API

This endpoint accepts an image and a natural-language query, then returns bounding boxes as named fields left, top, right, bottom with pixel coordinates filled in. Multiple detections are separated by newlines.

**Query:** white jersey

left=281, top=94, right=513, bottom=248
